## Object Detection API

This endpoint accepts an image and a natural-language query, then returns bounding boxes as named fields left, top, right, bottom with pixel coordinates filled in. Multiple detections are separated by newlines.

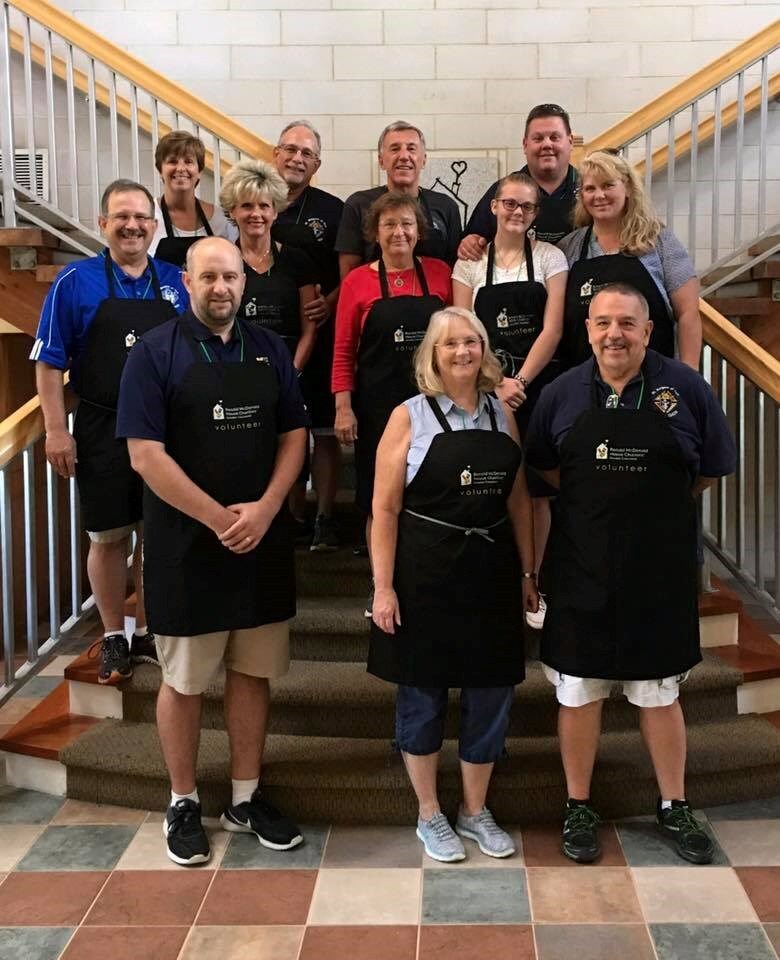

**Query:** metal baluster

left=734, top=71, right=745, bottom=250
left=754, top=390, right=765, bottom=592
left=710, top=84, right=721, bottom=264
left=0, top=466, right=14, bottom=685
left=213, top=138, right=222, bottom=201
left=44, top=30, right=58, bottom=207
left=22, top=16, right=36, bottom=199
left=666, top=114, right=675, bottom=229
left=0, top=2, right=17, bottom=227
left=109, top=71, right=119, bottom=179
left=151, top=99, right=160, bottom=199
left=46, top=462, right=61, bottom=641
left=775, top=403, right=780, bottom=611
left=64, top=43, right=78, bottom=221
left=689, top=101, right=698, bottom=266
left=758, top=56, right=768, bottom=234
left=701, top=345, right=713, bottom=545
left=67, top=411, right=81, bottom=619
left=86, top=58, right=99, bottom=228
left=736, top=373, right=746, bottom=570
left=718, top=355, right=727, bottom=551
left=130, top=84, right=140, bottom=180
left=22, top=447, right=37, bottom=664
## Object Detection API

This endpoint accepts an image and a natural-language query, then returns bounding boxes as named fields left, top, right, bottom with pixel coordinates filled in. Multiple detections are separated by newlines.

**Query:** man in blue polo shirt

left=525, top=282, right=736, bottom=866
left=117, top=236, right=308, bottom=867
left=31, top=178, right=188, bottom=685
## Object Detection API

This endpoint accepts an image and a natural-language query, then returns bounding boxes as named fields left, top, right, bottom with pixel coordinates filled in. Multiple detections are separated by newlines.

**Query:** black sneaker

left=364, top=581, right=375, bottom=619
left=561, top=799, right=601, bottom=863
left=656, top=798, right=714, bottom=864
left=131, top=632, right=159, bottom=666
left=293, top=516, right=314, bottom=548
left=220, top=789, right=303, bottom=850
left=92, top=634, right=132, bottom=685
left=163, top=798, right=211, bottom=866
left=310, top=514, right=339, bottom=552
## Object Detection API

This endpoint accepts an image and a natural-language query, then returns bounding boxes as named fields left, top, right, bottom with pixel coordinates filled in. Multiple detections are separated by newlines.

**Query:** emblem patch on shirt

left=651, top=385, right=681, bottom=418
left=124, top=331, right=137, bottom=349
left=160, top=285, right=181, bottom=308
left=460, top=466, right=472, bottom=487
left=213, top=402, right=225, bottom=421
left=596, top=441, right=608, bottom=460
left=304, top=216, right=326, bottom=241
left=496, top=308, right=509, bottom=329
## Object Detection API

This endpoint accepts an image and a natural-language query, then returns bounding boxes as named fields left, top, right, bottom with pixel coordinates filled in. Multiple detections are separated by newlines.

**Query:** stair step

left=752, top=261, right=780, bottom=279
left=295, top=550, right=370, bottom=598
left=707, top=296, right=776, bottom=317
left=119, top=654, right=742, bottom=738
left=748, top=235, right=780, bottom=257
left=0, top=227, right=59, bottom=249
left=60, top=715, right=780, bottom=824
left=290, top=596, right=370, bottom=661
left=708, top=279, right=772, bottom=299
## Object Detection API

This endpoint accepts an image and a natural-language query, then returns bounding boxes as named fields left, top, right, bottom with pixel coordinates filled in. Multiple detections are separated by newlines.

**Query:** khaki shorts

left=87, top=522, right=138, bottom=544
left=156, top=622, right=290, bottom=695
left=542, top=664, right=690, bottom=708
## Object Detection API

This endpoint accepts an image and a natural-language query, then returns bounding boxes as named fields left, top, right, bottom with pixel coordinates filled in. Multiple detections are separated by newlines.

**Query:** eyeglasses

left=278, top=144, right=319, bottom=162
left=435, top=337, right=483, bottom=351
left=378, top=219, right=417, bottom=230
left=496, top=199, right=539, bottom=214
left=105, top=213, right=154, bottom=224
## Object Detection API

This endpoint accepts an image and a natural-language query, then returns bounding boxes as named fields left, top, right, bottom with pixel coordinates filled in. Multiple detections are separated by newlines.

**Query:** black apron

left=353, top=258, right=443, bottom=513
left=541, top=364, right=700, bottom=680
left=560, top=226, right=675, bottom=367
left=142, top=319, right=296, bottom=636
left=368, top=395, right=525, bottom=687
left=154, top=196, right=214, bottom=268
left=533, top=192, right=576, bottom=246
left=239, top=245, right=301, bottom=358
left=71, top=253, right=177, bottom=531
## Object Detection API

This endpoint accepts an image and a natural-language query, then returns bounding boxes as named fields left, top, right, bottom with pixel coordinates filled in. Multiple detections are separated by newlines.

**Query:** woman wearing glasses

left=150, top=131, right=234, bottom=267
left=453, top=172, right=567, bottom=626
left=369, top=306, right=538, bottom=862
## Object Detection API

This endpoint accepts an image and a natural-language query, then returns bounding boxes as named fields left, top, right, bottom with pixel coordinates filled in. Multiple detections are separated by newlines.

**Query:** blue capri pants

left=395, top=685, right=514, bottom=764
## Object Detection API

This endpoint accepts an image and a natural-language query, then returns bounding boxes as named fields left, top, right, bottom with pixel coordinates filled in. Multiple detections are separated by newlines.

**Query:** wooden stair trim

left=0, top=679, right=100, bottom=761
left=710, top=611, right=780, bottom=682
left=700, top=299, right=780, bottom=404
left=0, top=228, right=59, bottom=248
left=0, top=379, right=75, bottom=470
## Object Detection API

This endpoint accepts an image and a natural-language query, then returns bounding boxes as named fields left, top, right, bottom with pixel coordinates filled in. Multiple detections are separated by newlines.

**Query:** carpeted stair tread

left=295, top=552, right=370, bottom=599
left=292, top=596, right=370, bottom=635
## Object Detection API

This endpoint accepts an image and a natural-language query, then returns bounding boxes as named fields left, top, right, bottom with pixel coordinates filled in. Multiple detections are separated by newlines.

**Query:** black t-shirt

left=273, top=185, right=344, bottom=295
left=335, top=185, right=462, bottom=265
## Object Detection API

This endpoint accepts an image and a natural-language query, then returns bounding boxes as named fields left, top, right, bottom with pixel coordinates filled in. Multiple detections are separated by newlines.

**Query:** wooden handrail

left=0, top=379, right=75, bottom=470
left=700, top=299, right=780, bottom=404
left=635, top=72, right=780, bottom=177
left=584, top=21, right=780, bottom=154
left=8, top=0, right=274, bottom=165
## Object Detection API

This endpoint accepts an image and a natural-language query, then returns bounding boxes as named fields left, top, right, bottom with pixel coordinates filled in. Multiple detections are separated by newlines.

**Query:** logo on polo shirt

left=304, top=216, right=327, bottom=241
left=160, top=285, right=181, bottom=308
left=652, top=386, right=680, bottom=418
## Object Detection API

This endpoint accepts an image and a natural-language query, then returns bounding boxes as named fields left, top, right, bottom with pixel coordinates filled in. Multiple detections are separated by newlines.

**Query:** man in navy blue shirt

left=31, top=178, right=188, bottom=685
left=525, top=282, right=736, bottom=866
left=117, top=236, right=308, bottom=867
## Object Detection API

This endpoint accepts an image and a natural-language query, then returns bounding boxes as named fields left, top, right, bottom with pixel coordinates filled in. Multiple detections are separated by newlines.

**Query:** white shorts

left=87, top=522, right=138, bottom=544
left=542, top=664, right=690, bottom=708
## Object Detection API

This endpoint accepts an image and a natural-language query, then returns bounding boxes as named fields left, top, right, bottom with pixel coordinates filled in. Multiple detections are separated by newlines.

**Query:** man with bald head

left=117, top=237, right=309, bottom=866
left=525, top=282, right=735, bottom=866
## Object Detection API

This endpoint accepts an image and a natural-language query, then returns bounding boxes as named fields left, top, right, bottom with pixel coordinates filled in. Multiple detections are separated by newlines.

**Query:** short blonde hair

left=415, top=307, right=503, bottom=396
left=219, top=159, right=289, bottom=216
left=574, top=150, right=662, bottom=255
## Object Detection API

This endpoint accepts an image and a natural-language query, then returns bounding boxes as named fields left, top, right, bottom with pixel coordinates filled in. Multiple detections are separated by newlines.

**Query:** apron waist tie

left=403, top=508, right=507, bottom=543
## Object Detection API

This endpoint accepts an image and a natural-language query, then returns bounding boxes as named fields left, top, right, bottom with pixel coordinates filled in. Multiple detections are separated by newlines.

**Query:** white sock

left=104, top=630, right=124, bottom=639
left=171, top=788, right=199, bottom=806
left=134, top=624, right=148, bottom=637
left=660, top=798, right=684, bottom=810
left=232, top=777, right=259, bottom=806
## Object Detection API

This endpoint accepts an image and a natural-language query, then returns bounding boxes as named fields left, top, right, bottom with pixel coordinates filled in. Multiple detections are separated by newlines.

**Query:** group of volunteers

left=30, top=102, right=735, bottom=869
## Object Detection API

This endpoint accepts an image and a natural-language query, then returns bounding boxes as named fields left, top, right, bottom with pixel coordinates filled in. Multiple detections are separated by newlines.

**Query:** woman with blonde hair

left=558, top=150, right=701, bottom=368
left=368, top=306, right=538, bottom=863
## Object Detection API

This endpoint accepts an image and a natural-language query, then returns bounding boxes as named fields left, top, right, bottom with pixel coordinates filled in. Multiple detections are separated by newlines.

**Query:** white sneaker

left=525, top=594, right=547, bottom=630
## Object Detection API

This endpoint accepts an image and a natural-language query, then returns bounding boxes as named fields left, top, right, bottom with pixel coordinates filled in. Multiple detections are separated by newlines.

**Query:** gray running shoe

left=456, top=806, right=516, bottom=858
left=310, top=514, right=339, bottom=552
left=416, top=812, right=466, bottom=862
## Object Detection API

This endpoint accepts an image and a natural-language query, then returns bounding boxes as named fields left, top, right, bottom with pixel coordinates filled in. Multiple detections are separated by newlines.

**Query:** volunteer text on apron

left=560, top=226, right=675, bottom=368
left=71, top=252, right=177, bottom=531
left=541, top=362, right=700, bottom=681
left=154, top=196, right=214, bottom=268
left=239, top=244, right=301, bottom=358
left=368, top=395, right=525, bottom=688
left=353, top=258, right=443, bottom=513
left=143, top=318, right=296, bottom=636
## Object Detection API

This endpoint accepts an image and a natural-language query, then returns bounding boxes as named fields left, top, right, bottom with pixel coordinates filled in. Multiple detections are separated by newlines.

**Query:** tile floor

left=0, top=787, right=778, bottom=959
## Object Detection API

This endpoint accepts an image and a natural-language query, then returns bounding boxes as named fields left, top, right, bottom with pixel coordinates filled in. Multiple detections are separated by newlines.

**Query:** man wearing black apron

left=272, top=120, right=345, bottom=550
left=32, top=179, right=187, bottom=684
left=335, top=121, right=462, bottom=278
left=117, top=237, right=308, bottom=866
left=458, top=104, right=579, bottom=258
left=525, top=282, right=736, bottom=865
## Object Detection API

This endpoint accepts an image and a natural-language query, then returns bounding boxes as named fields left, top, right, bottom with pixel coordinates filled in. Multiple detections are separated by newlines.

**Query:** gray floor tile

left=616, top=816, right=728, bottom=866
left=651, top=923, right=777, bottom=960
left=16, top=677, right=63, bottom=698
left=422, top=867, right=529, bottom=924
left=16, top=824, right=139, bottom=871
left=0, top=788, right=64, bottom=825
left=220, top=824, right=328, bottom=869
left=0, top=927, right=73, bottom=960
left=703, top=797, right=780, bottom=821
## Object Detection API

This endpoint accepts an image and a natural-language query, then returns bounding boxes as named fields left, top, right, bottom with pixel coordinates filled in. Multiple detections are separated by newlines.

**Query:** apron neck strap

left=104, top=249, right=160, bottom=300
left=578, top=225, right=593, bottom=262
left=160, top=196, right=213, bottom=237
left=378, top=256, right=430, bottom=299
left=187, top=316, right=246, bottom=364
left=590, top=359, right=649, bottom=410
left=486, top=232, right=535, bottom=285
left=426, top=394, right=497, bottom=432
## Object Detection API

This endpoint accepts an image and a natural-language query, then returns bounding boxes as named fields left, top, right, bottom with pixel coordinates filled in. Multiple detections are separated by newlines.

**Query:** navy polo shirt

left=116, top=311, right=310, bottom=443
left=525, top=350, right=736, bottom=480
left=29, top=250, right=189, bottom=383
left=274, top=185, right=344, bottom=294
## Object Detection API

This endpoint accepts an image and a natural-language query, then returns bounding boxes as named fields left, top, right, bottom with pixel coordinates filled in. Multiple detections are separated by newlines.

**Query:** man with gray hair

left=335, top=121, right=462, bottom=278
